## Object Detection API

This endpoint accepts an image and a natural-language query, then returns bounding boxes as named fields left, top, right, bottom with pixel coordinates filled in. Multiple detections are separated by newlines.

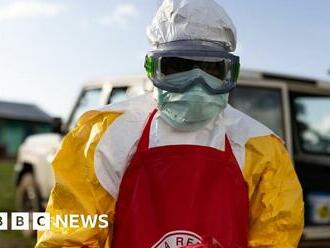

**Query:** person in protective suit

left=36, top=0, right=304, bottom=247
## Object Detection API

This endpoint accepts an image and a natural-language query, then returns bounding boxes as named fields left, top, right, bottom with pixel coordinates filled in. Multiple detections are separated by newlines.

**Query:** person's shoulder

left=100, top=93, right=156, bottom=114
left=78, top=94, right=155, bottom=127
left=224, top=105, right=275, bottom=139
left=224, top=105, right=286, bottom=165
left=246, top=135, right=285, bottom=158
left=70, top=94, right=155, bottom=141
left=99, top=93, right=156, bottom=127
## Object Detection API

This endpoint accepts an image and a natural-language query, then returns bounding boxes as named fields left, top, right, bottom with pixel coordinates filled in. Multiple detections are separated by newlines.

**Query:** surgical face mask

left=157, top=85, right=229, bottom=132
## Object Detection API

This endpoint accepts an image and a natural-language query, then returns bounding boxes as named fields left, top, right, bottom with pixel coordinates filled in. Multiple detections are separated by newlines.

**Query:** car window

left=109, top=87, right=128, bottom=104
left=293, top=96, right=330, bottom=155
left=108, top=86, right=147, bottom=104
left=68, top=88, right=102, bottom=130
left=229, top=86, right=285, bottom=139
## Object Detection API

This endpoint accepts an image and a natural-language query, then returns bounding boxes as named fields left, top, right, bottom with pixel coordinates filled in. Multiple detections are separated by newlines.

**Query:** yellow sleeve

left=243, top=135, right=304, bottom=248
left=36, top=110, right=122, bottom=248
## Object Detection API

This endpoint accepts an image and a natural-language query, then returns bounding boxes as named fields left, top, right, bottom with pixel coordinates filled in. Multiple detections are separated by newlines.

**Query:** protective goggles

left=145, top=49, right=240, bottom=94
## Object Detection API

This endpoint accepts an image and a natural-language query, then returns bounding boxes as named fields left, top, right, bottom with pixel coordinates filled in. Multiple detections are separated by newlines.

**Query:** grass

left=0, top=160, right=16, bottom=212
left=0, top=160, right=36, bottom=248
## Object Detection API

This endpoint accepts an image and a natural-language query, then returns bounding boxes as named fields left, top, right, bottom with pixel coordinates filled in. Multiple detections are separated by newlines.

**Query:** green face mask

left=157, top=85, right=229, bottom=132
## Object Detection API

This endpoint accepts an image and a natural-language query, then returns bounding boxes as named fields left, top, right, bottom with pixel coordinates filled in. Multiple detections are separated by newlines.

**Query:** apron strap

left=136, top=108, right=158, bottom=151
left=224, top=135, right=234, bottom=155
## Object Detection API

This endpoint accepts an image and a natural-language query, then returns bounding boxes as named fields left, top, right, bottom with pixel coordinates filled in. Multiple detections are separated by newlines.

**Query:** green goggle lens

left=144, top=56, right=156, bottom=78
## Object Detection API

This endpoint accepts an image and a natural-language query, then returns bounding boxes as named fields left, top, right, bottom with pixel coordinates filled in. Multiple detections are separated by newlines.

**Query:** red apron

left=112, top=109, right=249, bottom=248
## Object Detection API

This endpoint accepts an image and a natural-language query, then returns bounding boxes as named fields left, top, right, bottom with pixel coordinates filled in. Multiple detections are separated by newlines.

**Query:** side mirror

left=52, top=117, right=63, bottom=134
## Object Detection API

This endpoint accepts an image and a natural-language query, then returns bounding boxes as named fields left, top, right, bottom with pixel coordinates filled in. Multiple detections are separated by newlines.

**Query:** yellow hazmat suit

left=36, top=95, right=304, bottom=248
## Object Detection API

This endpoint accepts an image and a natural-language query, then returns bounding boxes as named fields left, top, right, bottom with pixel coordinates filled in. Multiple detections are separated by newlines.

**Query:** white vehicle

left=14, top=75, right=153, bottom=211
left=15, top=70, right=330, bottom=246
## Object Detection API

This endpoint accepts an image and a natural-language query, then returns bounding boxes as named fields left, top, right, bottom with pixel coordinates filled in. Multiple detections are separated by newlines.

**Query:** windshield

left=229, top=86, right=285, bottom=139
left=108, top=87, right=128, bottom=104
left=107, top=85, right=149, bottom=104
left=68, top=88, right=102, bottom=130
left=294, top=96, right=330, bottom=155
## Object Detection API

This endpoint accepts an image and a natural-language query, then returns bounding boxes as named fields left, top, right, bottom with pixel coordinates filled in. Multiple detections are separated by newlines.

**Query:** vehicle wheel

left=16, top=173, right=42, bottom=238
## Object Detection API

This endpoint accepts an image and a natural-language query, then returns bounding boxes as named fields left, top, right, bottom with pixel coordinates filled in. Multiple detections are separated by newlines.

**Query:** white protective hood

left=147, top=0, right=237, bottom=51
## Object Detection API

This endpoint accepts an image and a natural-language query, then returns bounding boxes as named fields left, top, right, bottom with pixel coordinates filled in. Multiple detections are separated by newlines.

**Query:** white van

left=15, top=70, right=330, bottom=246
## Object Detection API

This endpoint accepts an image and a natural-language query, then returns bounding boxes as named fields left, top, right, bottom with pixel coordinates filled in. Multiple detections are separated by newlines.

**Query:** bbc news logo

left=0, top=212, right=109, bottom=230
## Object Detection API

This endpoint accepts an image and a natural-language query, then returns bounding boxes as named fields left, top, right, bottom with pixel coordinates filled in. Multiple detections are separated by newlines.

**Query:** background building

left=0, top=101, right=53, bottom=158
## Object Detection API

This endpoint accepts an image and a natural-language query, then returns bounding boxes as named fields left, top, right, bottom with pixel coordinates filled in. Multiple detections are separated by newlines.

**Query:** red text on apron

left=112, top=109, right=249, bottom=248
